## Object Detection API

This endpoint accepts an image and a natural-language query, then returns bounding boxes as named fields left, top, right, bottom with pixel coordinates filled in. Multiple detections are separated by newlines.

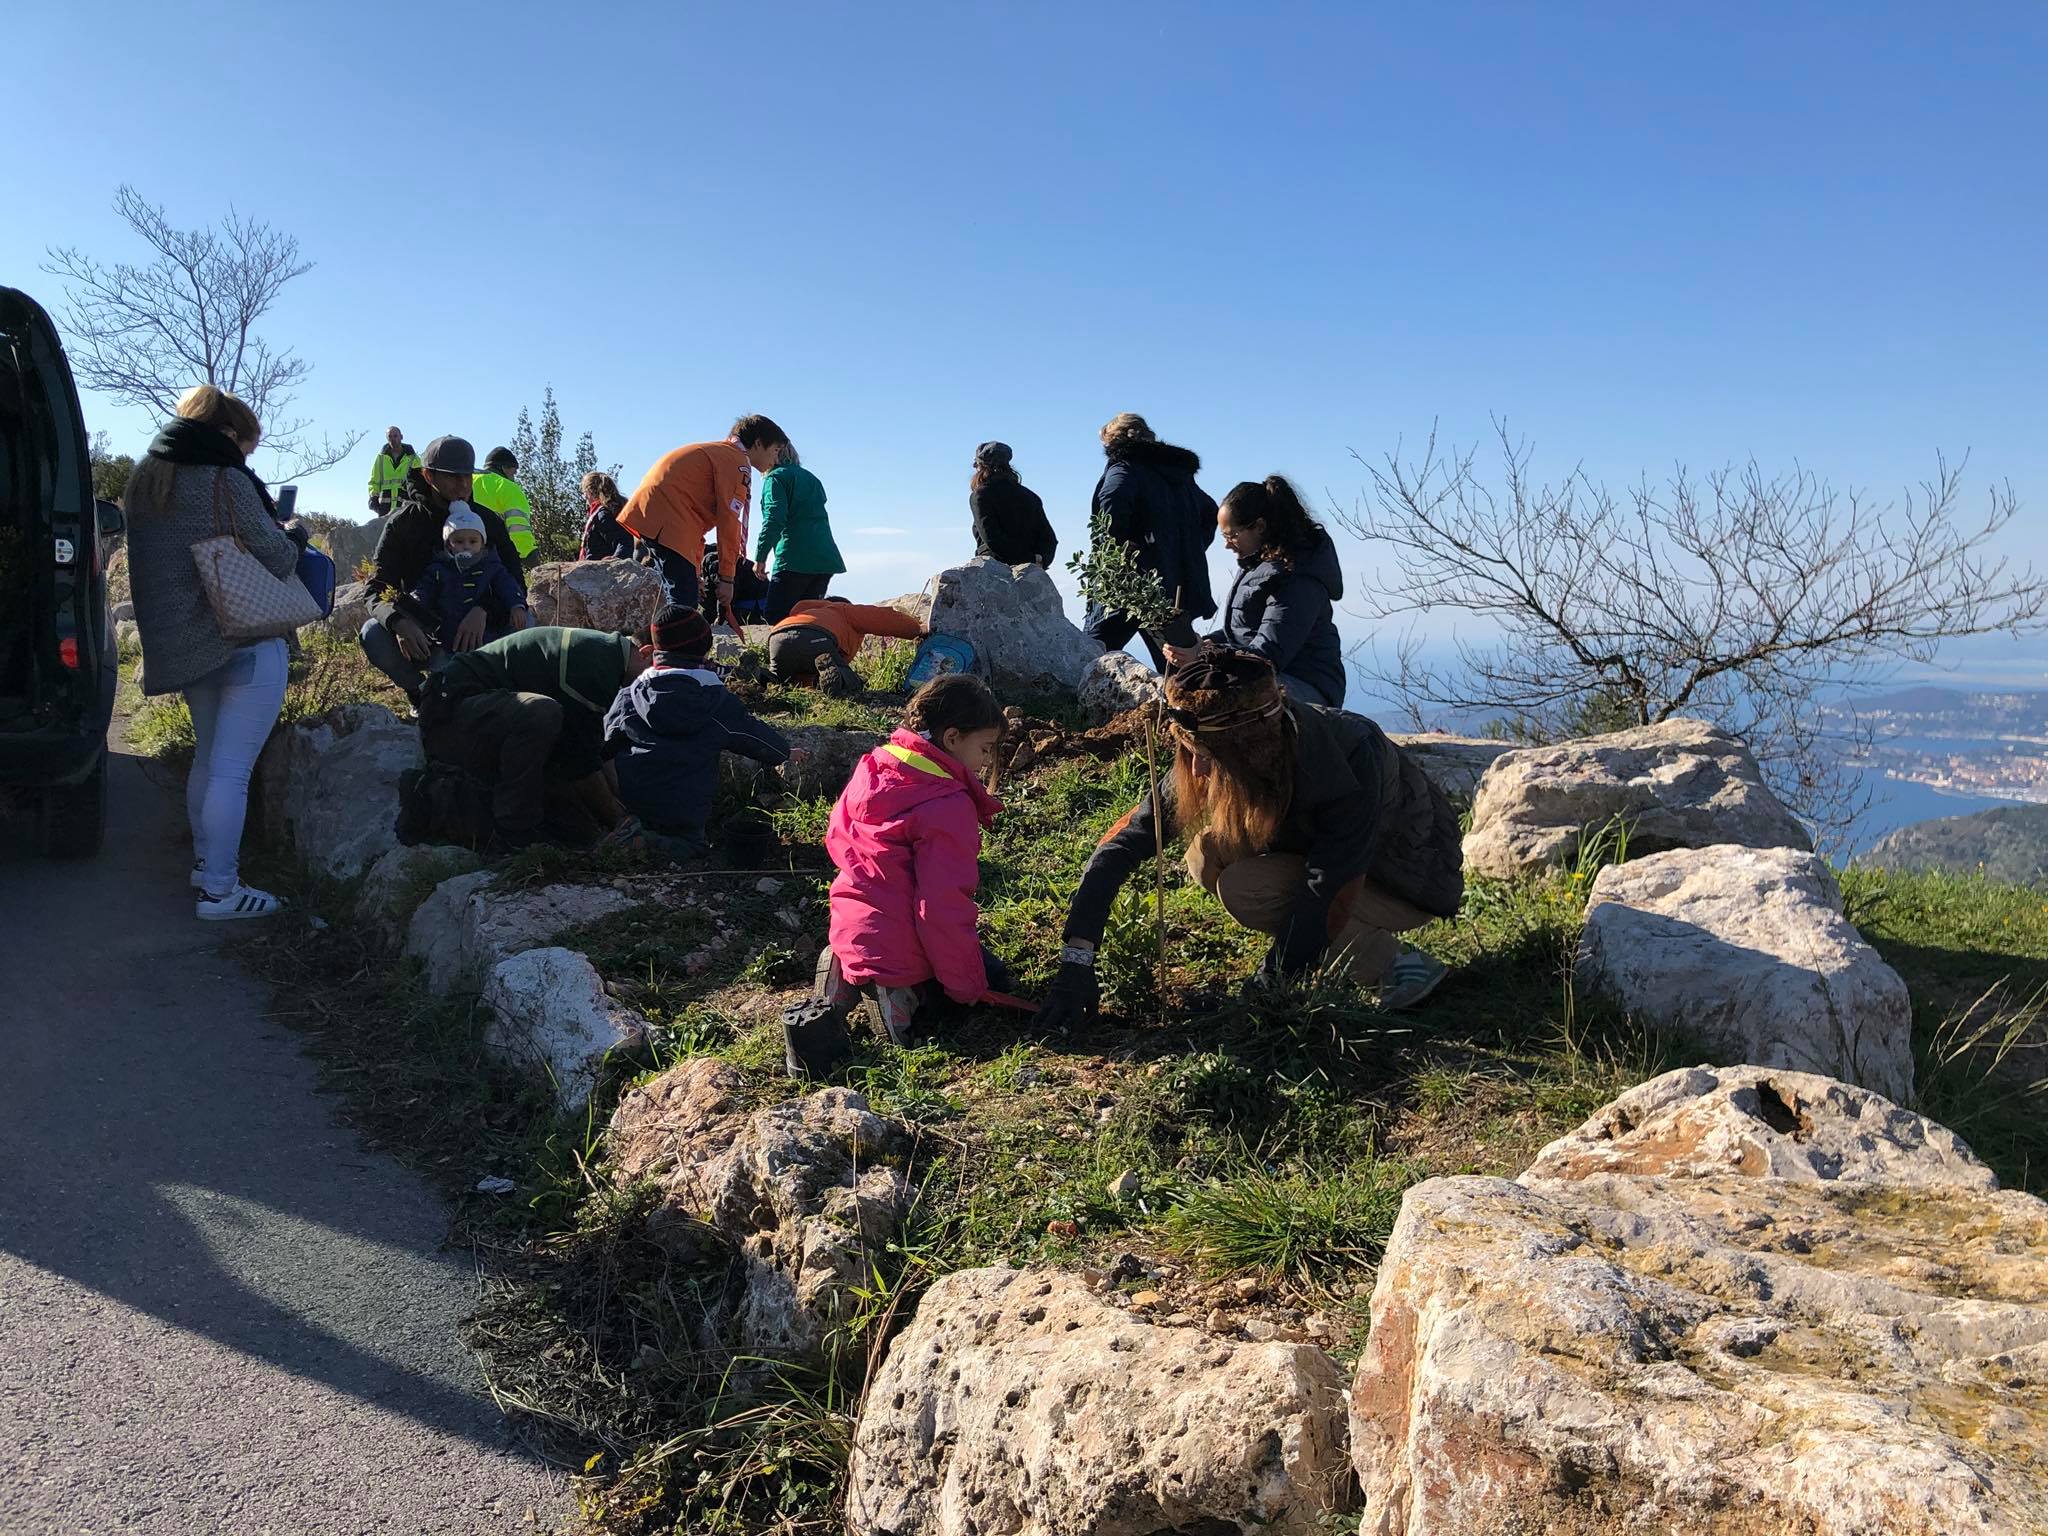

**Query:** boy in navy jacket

left=604, top=605, right=789, bottom=853
left=409, top=505, right=528, bottom=650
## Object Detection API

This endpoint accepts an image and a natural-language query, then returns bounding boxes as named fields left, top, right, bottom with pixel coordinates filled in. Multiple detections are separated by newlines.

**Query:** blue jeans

left=359, top=619, right=455, bottom=699
left=183, top=638, right=289, bottom=897
left=764, top=569, right=832, bottom=622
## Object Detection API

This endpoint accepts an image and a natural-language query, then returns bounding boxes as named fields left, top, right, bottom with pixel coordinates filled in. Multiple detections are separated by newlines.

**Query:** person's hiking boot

left=196, top=884, right=283, bottom=921
left=781, top=998, right=854, bottom=1078
left=859, top=984, right=920, bottom=1048
left=815, top=650, right=860, bottom=699
left=813, top=947, right=859, bottom=1011
left=1378, top=949, right=1449, bottom=1011
left=597, top=815, right=649, bottom=855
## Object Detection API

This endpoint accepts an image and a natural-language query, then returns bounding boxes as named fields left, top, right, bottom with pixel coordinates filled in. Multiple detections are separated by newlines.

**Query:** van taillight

left=59, top=637, right=79, bottom=669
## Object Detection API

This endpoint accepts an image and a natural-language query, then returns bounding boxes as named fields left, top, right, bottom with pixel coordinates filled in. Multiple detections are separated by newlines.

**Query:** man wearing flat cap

left=360, top=434, right=529, bottom=698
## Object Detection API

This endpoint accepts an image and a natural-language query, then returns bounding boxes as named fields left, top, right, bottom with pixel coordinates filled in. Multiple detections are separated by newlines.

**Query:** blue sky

left=7, top=1, right=2044, bottom=701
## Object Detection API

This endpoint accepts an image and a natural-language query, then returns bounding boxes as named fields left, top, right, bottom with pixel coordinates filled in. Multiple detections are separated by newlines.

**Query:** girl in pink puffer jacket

left=784, top=676, right=1012, bottom=1074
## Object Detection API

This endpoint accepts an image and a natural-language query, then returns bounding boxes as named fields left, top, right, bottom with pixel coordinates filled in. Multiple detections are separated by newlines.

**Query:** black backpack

left=394, top=762, right=497, bottom=849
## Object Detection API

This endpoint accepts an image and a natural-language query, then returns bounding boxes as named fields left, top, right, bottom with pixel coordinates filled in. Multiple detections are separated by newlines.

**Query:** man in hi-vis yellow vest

left=471, top=446, right=538, bottom=559
left=367, top=426, right=419, bottom=513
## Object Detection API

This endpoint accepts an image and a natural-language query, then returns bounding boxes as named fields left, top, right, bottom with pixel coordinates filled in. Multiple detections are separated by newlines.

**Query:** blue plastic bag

left=905, top=632, right=983, bottom=686
left=296, top=543, right=337, bottom=618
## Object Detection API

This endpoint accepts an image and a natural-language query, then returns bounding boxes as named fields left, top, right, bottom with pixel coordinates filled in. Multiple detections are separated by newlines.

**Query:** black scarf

left=146, top=417, right=279, bottom=519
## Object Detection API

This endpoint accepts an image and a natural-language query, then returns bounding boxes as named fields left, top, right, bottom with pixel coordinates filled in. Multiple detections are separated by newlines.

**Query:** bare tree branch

left=1335, top=420, right=2046, bottom=840
left=42, top=185, right=362, bottom=480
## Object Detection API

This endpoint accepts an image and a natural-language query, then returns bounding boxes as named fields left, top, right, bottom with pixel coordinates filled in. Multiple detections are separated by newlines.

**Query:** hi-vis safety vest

left=471, top=472, right=537, bottom=558
left=368, top=447, right=419, bottom=506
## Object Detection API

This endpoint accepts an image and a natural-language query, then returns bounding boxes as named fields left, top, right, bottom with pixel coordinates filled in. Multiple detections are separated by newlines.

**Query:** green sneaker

left=1379, top=950, right=1448, bottom=1011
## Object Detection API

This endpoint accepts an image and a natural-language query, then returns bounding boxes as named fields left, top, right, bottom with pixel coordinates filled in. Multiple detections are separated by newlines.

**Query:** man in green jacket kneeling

left=418, top=625, right=652, bottom=849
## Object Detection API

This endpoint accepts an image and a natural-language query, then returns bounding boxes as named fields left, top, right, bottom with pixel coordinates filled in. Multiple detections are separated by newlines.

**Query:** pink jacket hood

left=825, top=729, right=1002, bottom=1003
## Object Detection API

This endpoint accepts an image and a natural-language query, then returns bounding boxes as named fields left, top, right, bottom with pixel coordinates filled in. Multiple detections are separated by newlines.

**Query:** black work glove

left=369, top=494, right=385, bottom=514
left=1032, top=960, right=1099, bottom=1031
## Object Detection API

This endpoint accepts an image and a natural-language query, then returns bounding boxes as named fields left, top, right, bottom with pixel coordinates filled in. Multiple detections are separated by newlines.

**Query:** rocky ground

left=114, top=561, right=2048, bottom=1535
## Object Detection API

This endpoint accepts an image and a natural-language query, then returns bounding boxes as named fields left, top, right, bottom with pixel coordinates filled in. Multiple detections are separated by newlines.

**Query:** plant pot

left=724, top=811, right=779, bottom=868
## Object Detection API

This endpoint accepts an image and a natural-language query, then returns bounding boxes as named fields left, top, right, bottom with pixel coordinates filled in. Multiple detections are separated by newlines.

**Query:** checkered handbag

left=190, top=468, right=324, bottom=639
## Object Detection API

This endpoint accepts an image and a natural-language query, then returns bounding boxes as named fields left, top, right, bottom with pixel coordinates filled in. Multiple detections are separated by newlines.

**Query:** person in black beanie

left=604, top=604, right=790, bottom=855
left=1033, top=646, right=1464, bottom=1028
left=969, top=442, right=1058, bottom=567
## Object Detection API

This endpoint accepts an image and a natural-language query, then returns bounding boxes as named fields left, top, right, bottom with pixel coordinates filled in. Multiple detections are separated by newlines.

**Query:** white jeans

left=183, top=638, right=288, bottom=898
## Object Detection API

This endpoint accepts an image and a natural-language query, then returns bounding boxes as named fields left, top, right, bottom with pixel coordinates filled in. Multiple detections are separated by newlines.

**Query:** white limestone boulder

left=1523, top=1063, right=1994, bottom=1189
left=403, top=871, right=637, bottom=995
left=315, top=514, right=385, bottom=579
left=481, top=947, right=647, bottom=1113
left=608, top=1058, right=913, bottom=1356
left=526, top=558, right=664, bottom=632
left=255, top=702, right=422, bottom=881
left=320, top=580, right=372, bottom=641
left=1350, top=1077, right=2047, bottom=1535
left=1463, top=718, right=1810, bottom=879
left=353, top=843, right=483, bottom=954
left=1578, top=844, right=1914, bottom=1101
left=924, top=558, right=1103, bottom=694
left=847, top=1266, right=1356, bottom=1536
left=1075, top=649, right=1162, bottom=726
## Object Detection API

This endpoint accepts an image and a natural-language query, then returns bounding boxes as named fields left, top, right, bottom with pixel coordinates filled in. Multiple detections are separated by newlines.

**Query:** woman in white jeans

left=124, top=386, right=304, bottom=919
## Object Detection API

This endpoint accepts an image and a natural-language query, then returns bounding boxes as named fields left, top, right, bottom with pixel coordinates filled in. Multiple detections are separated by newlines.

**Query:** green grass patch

left=1842, top=866, right=2048, bottom=1192
left=1167, top=1163, right=1415, bottom=1280
left=223, top=676, right=2048, bottom=1534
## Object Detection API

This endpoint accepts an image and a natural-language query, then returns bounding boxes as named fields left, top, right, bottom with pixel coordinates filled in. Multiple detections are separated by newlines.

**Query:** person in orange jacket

left=767, top=598, right=926, bottom=697
left=618, top=415, right=788, bottom=614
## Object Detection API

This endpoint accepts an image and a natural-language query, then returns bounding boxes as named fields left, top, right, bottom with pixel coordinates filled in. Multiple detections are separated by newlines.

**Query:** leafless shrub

left=44, top=185, right=362, bottom=479
left=1336, top=420, right=2045, bottom=838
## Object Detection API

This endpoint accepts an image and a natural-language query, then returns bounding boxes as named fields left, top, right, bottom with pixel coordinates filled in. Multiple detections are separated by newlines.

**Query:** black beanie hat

left=650, top=603, right=713, bottom=660
left=975, top=441, right=1013, bottom=470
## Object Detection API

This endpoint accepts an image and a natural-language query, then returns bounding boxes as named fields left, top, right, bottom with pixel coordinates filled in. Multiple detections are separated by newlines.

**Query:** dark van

left=1, top=286, right=118, bottom=856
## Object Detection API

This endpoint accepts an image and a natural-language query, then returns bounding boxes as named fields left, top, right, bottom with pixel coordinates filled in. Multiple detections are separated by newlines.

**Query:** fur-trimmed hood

left=1104, top=438, right=1202, bottom=477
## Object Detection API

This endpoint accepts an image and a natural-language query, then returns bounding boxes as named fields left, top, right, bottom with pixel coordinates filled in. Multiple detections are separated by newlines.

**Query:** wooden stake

left=1147, top=699, right=1168, bottom=1010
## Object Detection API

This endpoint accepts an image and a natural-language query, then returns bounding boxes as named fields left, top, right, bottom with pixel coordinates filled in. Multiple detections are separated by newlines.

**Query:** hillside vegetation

left=184, top=637, right=2046, bottom=1535
left=1867, top=801, right=2048, bottom=887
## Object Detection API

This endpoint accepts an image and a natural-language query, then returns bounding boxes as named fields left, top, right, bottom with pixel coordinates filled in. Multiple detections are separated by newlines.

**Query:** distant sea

left=1340, top=658, right=2038, bottom=859
left=1841, top=773, right=2020, bottom=856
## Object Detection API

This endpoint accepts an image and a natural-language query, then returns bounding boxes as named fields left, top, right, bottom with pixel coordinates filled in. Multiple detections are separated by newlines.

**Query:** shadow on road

left=0, top=746, right=536, bottom=1462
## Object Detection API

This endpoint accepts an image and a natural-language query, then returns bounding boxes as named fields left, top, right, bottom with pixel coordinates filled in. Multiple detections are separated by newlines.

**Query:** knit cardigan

left=126, top=464, right=300, bottom=695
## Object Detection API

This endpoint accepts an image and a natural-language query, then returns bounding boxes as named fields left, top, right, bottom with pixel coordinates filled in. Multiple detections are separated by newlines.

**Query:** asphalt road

left=0, top=743, right=567, bottom=1534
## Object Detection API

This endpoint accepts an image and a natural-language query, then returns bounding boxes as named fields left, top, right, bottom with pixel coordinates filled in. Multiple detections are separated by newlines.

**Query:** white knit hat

left=442, top=503, right=486, bottom=544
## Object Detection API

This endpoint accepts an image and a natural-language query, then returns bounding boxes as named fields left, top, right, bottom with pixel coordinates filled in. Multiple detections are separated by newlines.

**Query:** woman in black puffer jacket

left=1085, top=413, right=1218, bottom=669
left=1171, top=476, right=1346, bottom=706
left=1032, top=646, right=1461, bottom=1029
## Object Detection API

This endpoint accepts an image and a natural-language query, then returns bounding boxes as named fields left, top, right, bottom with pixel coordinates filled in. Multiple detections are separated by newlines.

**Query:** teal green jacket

left=754, top=463, right=845, bottom=577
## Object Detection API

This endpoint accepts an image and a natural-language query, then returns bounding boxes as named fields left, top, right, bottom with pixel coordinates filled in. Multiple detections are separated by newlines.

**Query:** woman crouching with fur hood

left=1032, top=647, right=1464, bottom=1028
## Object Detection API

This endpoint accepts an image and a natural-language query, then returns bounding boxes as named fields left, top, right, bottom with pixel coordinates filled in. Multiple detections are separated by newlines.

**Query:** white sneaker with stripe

left=195, top=884, right=284, bottom=921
